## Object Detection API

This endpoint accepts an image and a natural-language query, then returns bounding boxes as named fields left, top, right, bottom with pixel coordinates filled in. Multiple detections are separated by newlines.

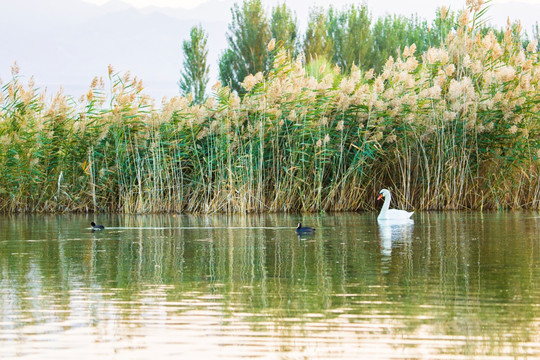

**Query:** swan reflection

left=377, top=219, right=414, bottom=256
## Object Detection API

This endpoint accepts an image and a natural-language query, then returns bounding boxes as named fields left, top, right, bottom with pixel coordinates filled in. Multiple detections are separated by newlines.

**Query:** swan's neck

left=381, top=193, right=391, bottom=213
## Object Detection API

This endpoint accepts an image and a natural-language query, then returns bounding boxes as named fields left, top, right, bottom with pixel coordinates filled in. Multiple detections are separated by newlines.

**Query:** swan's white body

left=377, top=189, right=414, bottom=220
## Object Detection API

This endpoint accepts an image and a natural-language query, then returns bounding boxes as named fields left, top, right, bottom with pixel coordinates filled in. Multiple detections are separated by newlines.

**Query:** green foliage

left=328, top=4, right=373, bottom=72
left=430, top=6, right=456, bottom=46
left=371, top=15, right=410, bottom=72
left=178, top=25, right=210, bottom=104
left=218, top=0, right=271, bottom=94
left=533, top=21, right=540, bottom=50
left=217, top=48, right=237, bottom=90
left=371, top=14, right=441, bottom=73
left=270, top=3, right=299, bottom=57
left=303, top=7, right=333, bottom=62
left=304, top=56, right=336, bottom=81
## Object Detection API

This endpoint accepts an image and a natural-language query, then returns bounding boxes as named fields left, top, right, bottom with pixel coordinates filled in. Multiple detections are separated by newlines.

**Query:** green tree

left=303, top=7, right=333, bottom=63
left=532, top=22, right=540, bottom=51
left=218, top=0, right=271, bottom=94
left=329, top=4, right=372, bottom=72
left=270, top=3, right=298, bottom=56
left=429, top=7, right=456, bottom=48
left=371, top=15, right=409, bottom=72
left=178, top=25, right=210, bottom=104
left=370, top=12, right=449, bottom=73
left=218, top=49, right=236, bottom=89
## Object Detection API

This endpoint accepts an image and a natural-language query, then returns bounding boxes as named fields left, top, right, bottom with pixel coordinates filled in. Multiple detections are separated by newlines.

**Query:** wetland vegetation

left=0, top=1, right=538, bottom=214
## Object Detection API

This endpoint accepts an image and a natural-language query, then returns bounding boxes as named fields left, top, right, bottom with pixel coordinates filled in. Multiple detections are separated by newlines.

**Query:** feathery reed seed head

left=267, top=38, right=276, bottom=51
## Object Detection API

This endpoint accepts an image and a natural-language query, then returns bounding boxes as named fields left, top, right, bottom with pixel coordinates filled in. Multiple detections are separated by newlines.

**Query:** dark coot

left=91, top=221, right=105, bottom=231
left=296, top=222, right=315, bottom=234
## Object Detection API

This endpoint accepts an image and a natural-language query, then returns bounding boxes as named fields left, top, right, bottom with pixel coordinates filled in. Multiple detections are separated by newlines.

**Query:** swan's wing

left=383, top=209, right=414, bottom=219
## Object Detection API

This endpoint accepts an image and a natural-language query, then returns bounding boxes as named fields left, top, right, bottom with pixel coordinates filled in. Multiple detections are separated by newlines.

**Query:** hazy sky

left=1, top=0, right=539, bottom=101
left=80, top=0, right=540, bottom=23
left=82, top=0, right=540, bottom=9
left=84, top=0, right=212, bottom=8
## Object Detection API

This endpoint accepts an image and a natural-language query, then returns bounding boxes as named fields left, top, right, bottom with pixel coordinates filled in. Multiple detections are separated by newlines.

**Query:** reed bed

left=0, top=5, right=539, bottom=213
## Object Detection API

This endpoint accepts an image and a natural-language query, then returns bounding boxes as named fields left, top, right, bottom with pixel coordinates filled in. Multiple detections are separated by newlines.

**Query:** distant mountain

left=140, top=0, right=236, bottom=22
left=0, top=0, right=131, bottom=26
left=0, top=0, right=228, bottom=99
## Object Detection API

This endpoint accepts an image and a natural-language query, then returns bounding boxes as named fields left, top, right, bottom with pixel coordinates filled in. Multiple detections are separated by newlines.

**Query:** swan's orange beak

left=377, top=194, right=383, bottom=200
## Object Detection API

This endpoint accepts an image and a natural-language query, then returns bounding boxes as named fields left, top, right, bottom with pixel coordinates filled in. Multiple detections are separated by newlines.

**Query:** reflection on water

left=377, top=218, right=414, bottom=257
left=0, top=212, right=539, bottom=359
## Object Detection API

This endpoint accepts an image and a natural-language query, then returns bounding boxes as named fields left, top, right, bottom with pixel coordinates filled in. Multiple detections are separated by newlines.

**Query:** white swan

left=377, top=189, right=414, bottom=220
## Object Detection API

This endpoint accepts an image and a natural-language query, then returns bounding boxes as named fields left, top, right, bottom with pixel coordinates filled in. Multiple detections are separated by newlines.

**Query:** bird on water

left=91, top=221, right=105, bottom=231
left=296, top=223, right=315, bottom=234
left=376, top=189, right=414, bottom=220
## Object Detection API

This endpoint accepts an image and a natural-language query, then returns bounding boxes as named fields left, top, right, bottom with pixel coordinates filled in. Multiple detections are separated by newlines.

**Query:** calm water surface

left=0, top=212, right=539, bottom=359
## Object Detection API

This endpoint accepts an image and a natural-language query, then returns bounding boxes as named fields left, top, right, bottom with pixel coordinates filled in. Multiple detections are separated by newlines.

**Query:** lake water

left=0, top=212, right=539, bottom=359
